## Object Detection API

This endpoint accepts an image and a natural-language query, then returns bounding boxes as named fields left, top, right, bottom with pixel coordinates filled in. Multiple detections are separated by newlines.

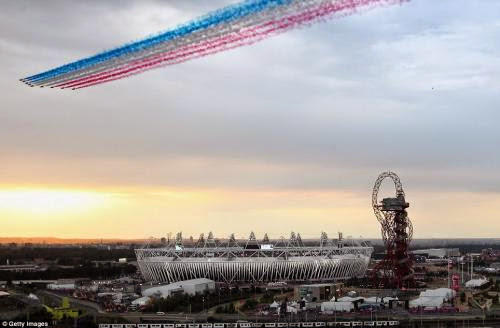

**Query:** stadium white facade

left=135, top=232, right=373, bottom=284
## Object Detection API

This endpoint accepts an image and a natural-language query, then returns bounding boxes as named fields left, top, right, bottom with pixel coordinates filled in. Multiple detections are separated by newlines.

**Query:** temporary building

left=364, top=296, right=385, bottom=304
left=321, top=301, right=354, bottom=313
left=410, top=297, right=444, bottom=308
left=420, top=288, right=456, bottom=301
left=409, top=288, right=456, bottom=309
left=47, top=282, right=76, bottom=290
left=131, top=296, right=151, bottom=306
left=335, top=296, right=364, bottom=303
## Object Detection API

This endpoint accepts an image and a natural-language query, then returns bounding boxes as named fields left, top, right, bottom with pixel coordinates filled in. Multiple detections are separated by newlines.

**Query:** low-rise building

left=321, top=301, right=353, bottom=313
left=294, top=283, right=343, bottom=302
left=412, top=248, right=460, bottom=259
left=481, top=249, right=500, bottom=262
left=142, top=278, right=215, bottom=298
left=47, top=279, right=78, bottom=291
left=490, top=262, right=500, bottom=269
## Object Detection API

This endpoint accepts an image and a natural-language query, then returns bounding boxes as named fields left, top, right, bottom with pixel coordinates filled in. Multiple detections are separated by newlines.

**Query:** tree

left=227, top=303, right=236, bottom=314
left=260, top=291, right=275, bottom=304
left=460, top=292, right=466, bottom=303
left=241, top=299, right=258, bottom=311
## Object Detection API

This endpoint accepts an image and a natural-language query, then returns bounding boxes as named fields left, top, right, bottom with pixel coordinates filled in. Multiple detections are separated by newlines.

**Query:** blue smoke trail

left=24, top=0, right=291, bottom=83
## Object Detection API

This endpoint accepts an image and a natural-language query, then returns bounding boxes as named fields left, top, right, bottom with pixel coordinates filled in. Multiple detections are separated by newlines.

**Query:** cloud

left=0, top=0, right=499, bottom=195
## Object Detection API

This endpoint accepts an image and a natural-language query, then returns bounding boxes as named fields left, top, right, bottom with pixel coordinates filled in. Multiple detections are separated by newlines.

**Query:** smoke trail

left=34, top=0, right=320, bottom=87
left=21, top=0, right=407, bottom=89
left=71, top=0, right=404, bottom=89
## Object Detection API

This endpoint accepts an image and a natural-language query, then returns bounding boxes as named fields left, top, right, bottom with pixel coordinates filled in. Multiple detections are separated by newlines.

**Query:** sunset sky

left=1, top=0, right=500, bottom=239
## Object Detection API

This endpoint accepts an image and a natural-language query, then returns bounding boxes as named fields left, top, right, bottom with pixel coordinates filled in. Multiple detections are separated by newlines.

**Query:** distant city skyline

left=1, top=0, right=500, bottom=239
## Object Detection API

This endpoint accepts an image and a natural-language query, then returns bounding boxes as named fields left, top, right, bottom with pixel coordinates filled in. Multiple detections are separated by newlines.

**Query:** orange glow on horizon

left=0, top=188, right=112, bottom=214
left=0, top=186, right=500, bottom=239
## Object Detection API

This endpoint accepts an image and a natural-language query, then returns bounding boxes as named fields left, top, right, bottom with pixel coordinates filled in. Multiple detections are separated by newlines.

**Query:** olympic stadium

left=135, top=232, right=373, bottom=284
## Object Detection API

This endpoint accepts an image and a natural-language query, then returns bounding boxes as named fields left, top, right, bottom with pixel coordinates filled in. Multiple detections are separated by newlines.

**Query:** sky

left=1, top=0, right=499, bottom=240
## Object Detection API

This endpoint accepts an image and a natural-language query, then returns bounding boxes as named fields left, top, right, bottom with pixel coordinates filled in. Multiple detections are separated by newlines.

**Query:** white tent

left=131, top=296, right=151, bottom=306
left=409, top=288, right=456, bottom=309
left=465, top=279, right=489, bottom=288
left=335, top=296, right=363, bottom=303
left=270, top=301, right=280, bottom=308
left=410, top=297, right=444, bottom=308
left=420, top=288, right=455, bottom=301
left=364, top=297, right=385, bottom=304
left=28, top=293, right=39, bottom=301
left=321, top=301, right=354, bottom=313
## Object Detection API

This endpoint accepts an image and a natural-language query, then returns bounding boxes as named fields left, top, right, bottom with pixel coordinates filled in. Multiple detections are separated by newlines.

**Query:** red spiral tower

left=371, top=172, right=415, bottom=289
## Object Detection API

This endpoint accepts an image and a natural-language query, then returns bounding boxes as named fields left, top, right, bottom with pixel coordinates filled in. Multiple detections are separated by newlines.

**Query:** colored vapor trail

left=21, top=0, right=407, bottom=90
